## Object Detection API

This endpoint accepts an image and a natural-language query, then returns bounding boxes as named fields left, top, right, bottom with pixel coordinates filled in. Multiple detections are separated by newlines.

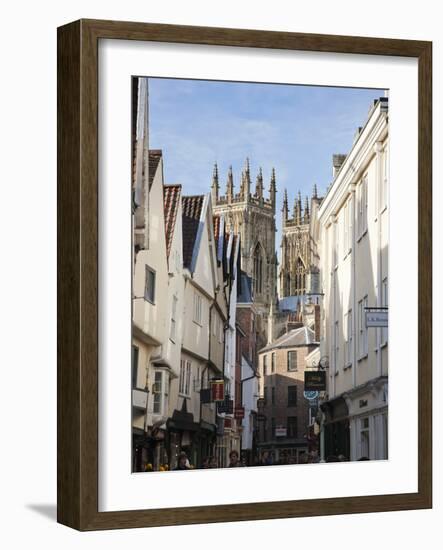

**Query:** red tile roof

left=163, top=184, right=182, bottom=260
left=213, top=214, right=221, bottom=242
left=182, top=195, right=205, bottom=269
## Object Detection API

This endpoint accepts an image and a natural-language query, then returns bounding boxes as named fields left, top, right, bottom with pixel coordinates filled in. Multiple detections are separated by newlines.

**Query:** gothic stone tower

left=280, top=185, right=323, bottom=297
left=211, top=159, right=278, bottom=320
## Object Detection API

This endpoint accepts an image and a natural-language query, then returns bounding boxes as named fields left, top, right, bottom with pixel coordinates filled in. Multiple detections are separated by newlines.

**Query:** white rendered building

left=318, top=98, right=389, bottom=461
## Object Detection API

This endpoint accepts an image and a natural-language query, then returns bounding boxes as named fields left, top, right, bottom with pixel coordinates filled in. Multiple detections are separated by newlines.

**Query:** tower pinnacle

left=211, top=162, right=219, bottom=203
left=312, top=183, right=318, bottom=199
left=282, top=188, right=289, bottom=222
left=269, top=167, right=277, bottom=209
left=304, top=196, right=310, bottom=223
left=255, top=167, right=264, bottom=199
left=242, top=158, right=251, bottom=199
left=226, top=165, right=234, bottom=202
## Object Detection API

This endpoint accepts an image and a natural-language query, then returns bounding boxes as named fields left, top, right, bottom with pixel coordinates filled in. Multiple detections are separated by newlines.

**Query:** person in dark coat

left=174, top=452, right=190, bottom=470
left=228, top=450, right=243, bottom=467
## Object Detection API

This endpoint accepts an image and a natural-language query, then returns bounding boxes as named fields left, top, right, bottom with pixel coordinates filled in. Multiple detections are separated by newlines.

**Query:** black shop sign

left=304, top=371, right=326, bottom=391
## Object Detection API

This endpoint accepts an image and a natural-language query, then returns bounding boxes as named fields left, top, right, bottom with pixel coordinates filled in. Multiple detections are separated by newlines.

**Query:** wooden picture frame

left=57, top=19, right=432, bottom=530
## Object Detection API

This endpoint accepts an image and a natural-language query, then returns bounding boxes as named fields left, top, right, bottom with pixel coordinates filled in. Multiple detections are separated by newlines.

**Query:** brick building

left=234, top=270, right=263, bottom=463
left=257, top=326, right=319, bottom=463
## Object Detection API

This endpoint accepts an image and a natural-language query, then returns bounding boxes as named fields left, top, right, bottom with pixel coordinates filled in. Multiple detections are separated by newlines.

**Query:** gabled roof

left=163, top=184, right=182, bottom=260
left=181, top=195, right=205, bottom=269
left=260, top=326, right=317, bottom=353
left=148, top=149, right=162, bottom=189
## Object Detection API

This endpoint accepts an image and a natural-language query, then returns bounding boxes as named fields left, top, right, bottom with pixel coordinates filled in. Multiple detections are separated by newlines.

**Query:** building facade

left=132, top=148, right=172, bottom=471
left=257, top=326, right=319, bottom=464
left=167, top=194, right=219, bottom=468
left=318, top=97, right=389, bottom=461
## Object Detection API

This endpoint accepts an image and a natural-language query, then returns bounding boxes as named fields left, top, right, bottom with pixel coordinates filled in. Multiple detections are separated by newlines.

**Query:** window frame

left=144, top=265, right=156, bottom=304
left=344, top=308, right=353, bottom=368
left=334, top=319, right=340, bottom=373
left=357, top=175, right=368, bottom=241
left=193, top=291, right=202, bottom=325
left=287, top=416, right=298, bottom=438
left=287, top=385, right=297, bottom=407
left=179, top=359, right=192, bottom=397
left=170, top=294, right=178, bottom=342
left=132, top=345, right=139, bottom=389
left=358, top=295, right=369, bottom=359
left=152, top=370, right=163, bottom=415
left=287, top=350, right=298, bottom=372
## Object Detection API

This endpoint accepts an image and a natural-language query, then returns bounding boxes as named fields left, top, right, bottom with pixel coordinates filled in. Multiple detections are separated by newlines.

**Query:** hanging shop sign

left=217, top=397, right=234, bottom=414
left=304, top=390, right=319, bottom=401
left=224, top=418, right=232, bottom=430
left=234, top=406, right=245, bottom=419
left=304, top=371, right=326, bottom=391
left=211, top=379, right=225, bottom=402
left=200, top=388, right=211, bottom=404
left=365, top=308, right=388, bottom=328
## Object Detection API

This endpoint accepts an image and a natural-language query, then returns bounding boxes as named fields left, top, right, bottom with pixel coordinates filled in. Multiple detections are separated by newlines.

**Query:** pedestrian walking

left=174, top=452, right=191, bottom=470
left=228, top=450, right=243, bottom=467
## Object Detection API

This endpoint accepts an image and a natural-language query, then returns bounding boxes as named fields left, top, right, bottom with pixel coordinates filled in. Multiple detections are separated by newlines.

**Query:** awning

left=167, top=409, right=199, bottom=432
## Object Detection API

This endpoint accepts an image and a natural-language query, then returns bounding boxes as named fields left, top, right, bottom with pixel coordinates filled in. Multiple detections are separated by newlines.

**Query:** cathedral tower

left=279, top=185, right=323, bottom=297
left=212, top=159, right=278, bottom=319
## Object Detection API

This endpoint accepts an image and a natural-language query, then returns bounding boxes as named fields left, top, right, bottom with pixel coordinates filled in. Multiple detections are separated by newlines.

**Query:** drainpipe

left=375, top=142, right=383, bottom=378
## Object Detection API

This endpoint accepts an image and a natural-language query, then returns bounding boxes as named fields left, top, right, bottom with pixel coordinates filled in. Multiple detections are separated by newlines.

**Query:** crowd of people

left=141, top=449, right=352, bottom=472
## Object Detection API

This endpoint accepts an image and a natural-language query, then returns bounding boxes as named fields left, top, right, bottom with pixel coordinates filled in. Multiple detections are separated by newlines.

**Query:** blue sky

left=148, top=77, right=386, bottom=251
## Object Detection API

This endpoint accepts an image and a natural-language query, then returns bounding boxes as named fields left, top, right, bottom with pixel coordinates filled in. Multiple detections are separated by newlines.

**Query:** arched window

left=296, top=257, right=305, bottom=295
left=285, top=273, right=291, bottom=296
left=253, top=244, right=263, bottom=295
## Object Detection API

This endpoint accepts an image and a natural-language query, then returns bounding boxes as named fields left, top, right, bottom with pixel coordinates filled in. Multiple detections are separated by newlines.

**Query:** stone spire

left=304, top=196, right=310, bottom=223
left=269, top=167, right=277, bottom=210
left=312, top=183, right=318, bottom=199
left=282, top=188, right=289, bottom=223
left=294, top=191, right=302, bottom=225
left=255, top=167, right=264, bottom=199
left=226, top=165, right=234, bottom=203
left=211, top=162, right=219, bottom=203
left=242, top=157, right=251, bottom=200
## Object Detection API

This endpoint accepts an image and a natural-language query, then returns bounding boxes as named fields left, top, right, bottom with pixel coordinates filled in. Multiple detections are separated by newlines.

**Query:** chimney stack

left=332, top=154, right=347, bottom=178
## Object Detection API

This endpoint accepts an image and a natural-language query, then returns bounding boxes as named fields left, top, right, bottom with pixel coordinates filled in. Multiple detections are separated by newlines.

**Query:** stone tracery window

left=295, top=256, right=306, bottom=295
left=253, top=243, right=264, bottom=295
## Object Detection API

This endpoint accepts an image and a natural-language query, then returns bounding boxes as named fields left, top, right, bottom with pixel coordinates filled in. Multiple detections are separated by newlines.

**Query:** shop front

left=321, top=396, right=350, bottom=460
left=166, top=408, right=200, bottom=469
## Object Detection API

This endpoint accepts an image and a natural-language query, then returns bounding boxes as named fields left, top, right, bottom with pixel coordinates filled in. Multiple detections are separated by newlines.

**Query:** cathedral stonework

left=211, top=159, right=278, bottom=319
left=279, top=185, right=323, bottom=298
